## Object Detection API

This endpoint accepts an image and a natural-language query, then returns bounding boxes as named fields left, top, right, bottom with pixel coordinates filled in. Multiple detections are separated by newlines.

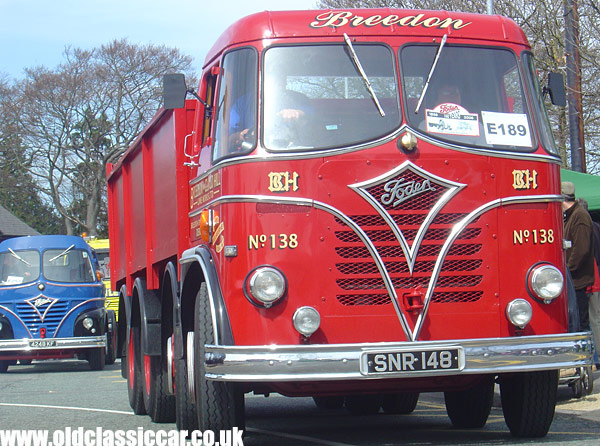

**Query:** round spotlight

left=293, top=306, right=321, bottom=337
left=245, top=266, right=287, bottom=308
left=528, top=264, right=563, bottom=303
left=506, top=299, right=532, bottom=329
left=82, top=317, right=94, bottom=330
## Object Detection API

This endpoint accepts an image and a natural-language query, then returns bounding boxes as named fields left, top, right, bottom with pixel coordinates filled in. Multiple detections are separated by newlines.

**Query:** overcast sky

left=0, top=0, right=317, bottom=80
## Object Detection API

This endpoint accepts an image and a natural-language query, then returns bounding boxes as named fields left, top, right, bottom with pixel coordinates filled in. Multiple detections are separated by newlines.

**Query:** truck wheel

left=345, top=394, right=382, bottom=415
left=313, top=396, right=344, bottom=410
left=127, top=325, right=146, bottom=415
left=174, top=335, right=198, bottom=431
left=88, top=348, right=106, bottom=371
left=500, top=370, right=558, bottom=437
left=445, top=377, right=493, bottom=428
left=382, top=392, right=420, bottom=414
left=105, top=310, right=117, bottom=365
left=194, top=283, right=245, bottom=431
left=0, top=360, right=9, bottom=373
left=142, top=329, right=175, bottom=422
left=581, top=366, right=594, bottom=396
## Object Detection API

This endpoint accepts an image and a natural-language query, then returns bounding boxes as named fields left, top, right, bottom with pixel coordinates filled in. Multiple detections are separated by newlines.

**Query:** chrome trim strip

left=193, top=124, right=561, bottom=179
left=0, top=335, right=107, bottom=352
left=204, top=332, right=592, bottom=382
left=180, top=249, right=224, bottom=345
left=187, top=195, right=414, bottom=341
left=412, top=193, right=563, bottom=340
left=53, top=298, right=106, bottom=337
left=0, top=305, right=32, bottom=337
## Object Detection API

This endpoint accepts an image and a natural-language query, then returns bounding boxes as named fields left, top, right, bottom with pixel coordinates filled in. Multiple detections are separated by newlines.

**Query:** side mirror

left=546, top=72, right=566, bottom=107
left=96, top=270, right=105, bottom=282
left=163, top=73, right=187, bottom=110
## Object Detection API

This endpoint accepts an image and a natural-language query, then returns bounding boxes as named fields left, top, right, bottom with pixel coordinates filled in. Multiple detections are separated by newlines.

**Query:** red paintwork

left=203, top=9, right=528, bottom=66
left=106, top=10, right=566, bottom=356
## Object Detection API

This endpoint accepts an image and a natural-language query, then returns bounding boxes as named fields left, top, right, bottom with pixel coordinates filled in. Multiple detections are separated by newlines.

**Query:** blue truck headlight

left=82, top=317, right=94, bottom=330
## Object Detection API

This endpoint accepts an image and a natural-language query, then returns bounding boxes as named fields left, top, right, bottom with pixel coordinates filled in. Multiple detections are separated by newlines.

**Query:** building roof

left=0, top=203, right=41, bottom=240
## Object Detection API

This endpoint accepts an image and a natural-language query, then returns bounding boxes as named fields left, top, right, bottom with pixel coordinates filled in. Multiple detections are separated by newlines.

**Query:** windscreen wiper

left=415, top=34, right=448, bottom=114
left=8, top=248, right=31, bottom=266
left=49, top=244, right=74, bottom=262
left=343, top=33, right=386, bottom=117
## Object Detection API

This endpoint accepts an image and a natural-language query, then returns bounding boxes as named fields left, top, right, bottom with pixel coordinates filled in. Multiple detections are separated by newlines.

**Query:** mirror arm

left=187, top=88, right=209, bottom=109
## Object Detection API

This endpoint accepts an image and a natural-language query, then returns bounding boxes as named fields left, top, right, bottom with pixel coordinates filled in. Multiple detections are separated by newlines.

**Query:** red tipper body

left=107, top=9, right=592, bottom=435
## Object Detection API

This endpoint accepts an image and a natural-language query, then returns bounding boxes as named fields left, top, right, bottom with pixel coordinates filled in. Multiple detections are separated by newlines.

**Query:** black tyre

left=142, top=324, right=175, bottom=422
left=18, top=359, right=32, bottom=365
left=581, top=366, right=594, bottom=396
left=500, top=370, right=558, bottom=438
left=382, top=392, right=420, bottom=415
left=194, top=283, right=245, bottom=431
left=313, top=396, right=345, bottom=410
left=127, top=325, right=146, bottom=414
left=0, top=360, right=9, bottom=373
left=445, top=377, right=494, bottom=428
left=105, top=310, right=117, bottom=365
left=88, top=348, right=106, bottom=371
left=345, top=394, right=382, bottom=415
left=174, top=334, right=198, bottom=431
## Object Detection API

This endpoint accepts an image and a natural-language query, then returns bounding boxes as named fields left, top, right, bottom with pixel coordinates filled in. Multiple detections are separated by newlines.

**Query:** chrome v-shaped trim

left=349, top=161, right=465, bottom=274
left=192, top=193, right=562, bottom=342
left=411, top=194, right=562, bottom=340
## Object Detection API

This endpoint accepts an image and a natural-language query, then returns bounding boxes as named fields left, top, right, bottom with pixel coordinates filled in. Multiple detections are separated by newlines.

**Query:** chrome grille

left=15, top=300, right=69, bottom=337
left=334, top=212, right=484, bottom=306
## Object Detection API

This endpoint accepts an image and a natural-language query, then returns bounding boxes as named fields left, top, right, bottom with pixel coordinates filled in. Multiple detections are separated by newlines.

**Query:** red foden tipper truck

left=107, top=9, right=593, bottom=438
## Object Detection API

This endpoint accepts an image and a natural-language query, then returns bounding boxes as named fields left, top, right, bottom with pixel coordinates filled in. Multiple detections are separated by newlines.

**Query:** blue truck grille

left=15, top=300, right=69, bottom=338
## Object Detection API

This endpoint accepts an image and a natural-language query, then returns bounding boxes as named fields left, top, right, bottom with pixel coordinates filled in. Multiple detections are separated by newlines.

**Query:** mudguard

left=132, top=277, right=162, bottom=356
left=179, top=245, right=233, bottom=348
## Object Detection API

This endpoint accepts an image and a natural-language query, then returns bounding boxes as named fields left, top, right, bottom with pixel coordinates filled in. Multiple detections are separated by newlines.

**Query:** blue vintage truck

left=0, top=235, right=112, bottom=371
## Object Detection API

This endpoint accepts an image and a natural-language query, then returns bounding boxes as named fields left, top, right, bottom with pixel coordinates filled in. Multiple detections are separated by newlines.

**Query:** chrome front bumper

left=0, top=335, right=106, bottom=352
left=205, top=332, right=593, bottom=381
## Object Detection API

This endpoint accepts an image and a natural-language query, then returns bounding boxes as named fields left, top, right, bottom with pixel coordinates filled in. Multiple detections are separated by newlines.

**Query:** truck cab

left=0, top=235, right=109, bottom=371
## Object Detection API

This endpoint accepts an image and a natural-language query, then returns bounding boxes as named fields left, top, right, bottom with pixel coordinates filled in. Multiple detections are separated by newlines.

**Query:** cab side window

left=213, top=48, right=258, bottom=161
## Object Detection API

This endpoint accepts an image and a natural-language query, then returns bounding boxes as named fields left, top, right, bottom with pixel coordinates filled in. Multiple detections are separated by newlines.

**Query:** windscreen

left=43, top=249, right=95, bottom=283
left=263, top=44, right=400, bottom=150
left=0, top=250, right=40, bottom=285
left=401, top=44, right=535, bottom=152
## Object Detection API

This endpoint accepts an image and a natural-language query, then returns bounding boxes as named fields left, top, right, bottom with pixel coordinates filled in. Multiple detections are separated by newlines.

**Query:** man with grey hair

left=562, top=181, right=595, bottom=331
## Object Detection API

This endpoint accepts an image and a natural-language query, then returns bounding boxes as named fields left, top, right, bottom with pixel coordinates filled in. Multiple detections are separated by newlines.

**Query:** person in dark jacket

left=562, top=181, right=595, bottom=331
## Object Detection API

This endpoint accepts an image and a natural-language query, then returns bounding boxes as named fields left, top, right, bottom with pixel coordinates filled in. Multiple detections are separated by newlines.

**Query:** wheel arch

left=179, top=245, right=233, bottom=347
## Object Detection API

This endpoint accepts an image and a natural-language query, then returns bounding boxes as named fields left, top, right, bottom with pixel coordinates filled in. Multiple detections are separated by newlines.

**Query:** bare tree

left=16, top=40, right=194, bottom=236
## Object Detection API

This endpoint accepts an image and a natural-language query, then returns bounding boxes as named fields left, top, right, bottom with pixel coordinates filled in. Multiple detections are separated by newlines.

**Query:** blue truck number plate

left=29, top=339, right=57, bottom=348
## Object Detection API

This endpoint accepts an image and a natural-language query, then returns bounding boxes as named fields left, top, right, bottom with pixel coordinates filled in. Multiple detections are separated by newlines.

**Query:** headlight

left=506, top=299, right=532, bottom=329
left=293, top=306, right=321, bottom=336
left=244, top=266, right=287, bottom=308
left=528, top=264, right=563, bottom=303
left=82, top=317, right=94, bottom=330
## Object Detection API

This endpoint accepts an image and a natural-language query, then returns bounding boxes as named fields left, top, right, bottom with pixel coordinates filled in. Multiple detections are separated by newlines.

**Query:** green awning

left=560, top=169, right=600, bottom=211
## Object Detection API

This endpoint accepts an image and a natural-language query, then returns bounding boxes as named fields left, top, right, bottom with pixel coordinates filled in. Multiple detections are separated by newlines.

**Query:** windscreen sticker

left=5, top=276, right=24, bottom=285
left=481, top=111, right=532, bottom=147
left=425, top=103, right=480, bottom=136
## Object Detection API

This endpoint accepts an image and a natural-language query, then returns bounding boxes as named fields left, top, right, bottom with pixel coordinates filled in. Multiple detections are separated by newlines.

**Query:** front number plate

left=363, top=348, right=462, bottom=375
left=29, top=339, right=57, bottom=348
